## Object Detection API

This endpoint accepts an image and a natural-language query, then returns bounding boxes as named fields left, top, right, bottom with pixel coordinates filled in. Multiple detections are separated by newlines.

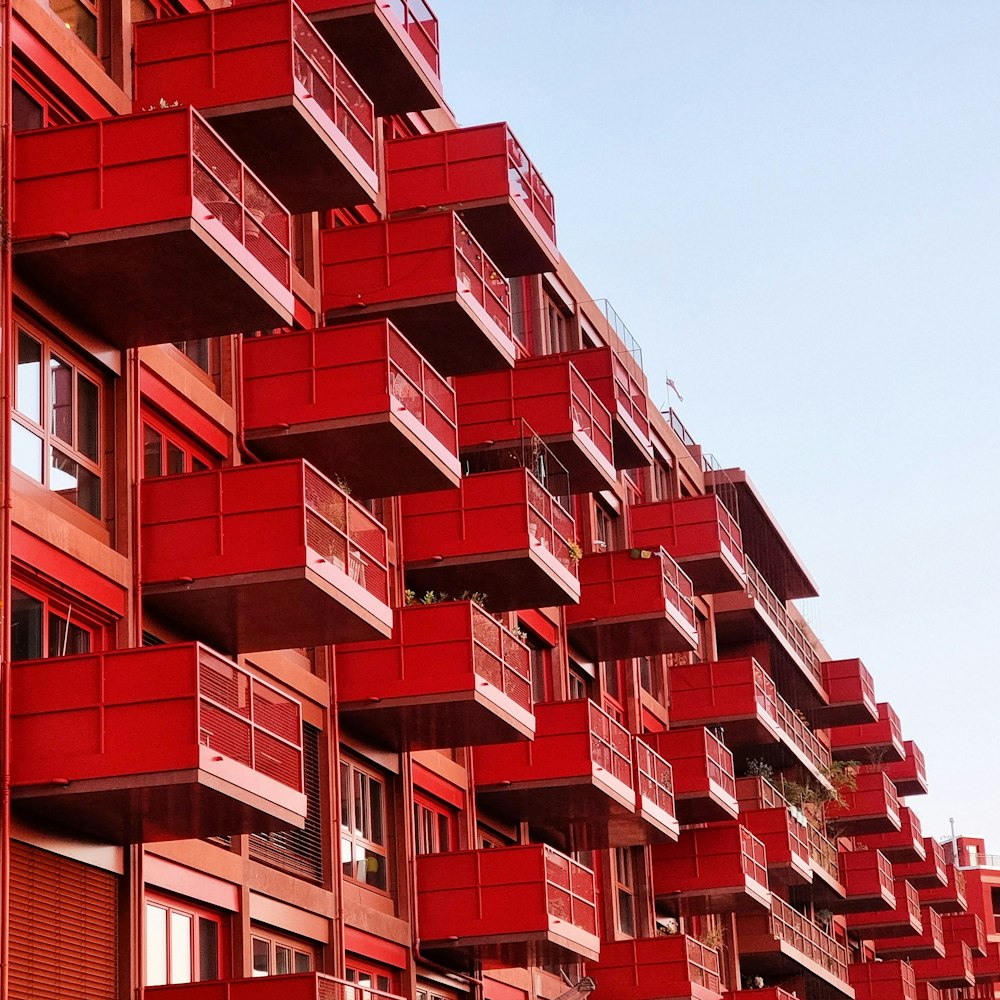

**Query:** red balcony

left=878, top=906, right=946, bottom=960
left=242, top=321, right=460, bottom=497
left=553, top=346, right=652, bottom=469
left=564, top=547, right=698, bottom=660
left=296, top=0, right=442, bottom=115
left=863, top=806, right=927, bottom=862
left=897, top=838, right=950, bottom=888
left=667, top=658, right=833, bottom=784
left=400, top=461, right=580, bottom=611
left=13, top=107, right=293, bottom=347
left=972, top=941, right=1000, bottom=983
left=815, top=657, right=878, bottom=728
left=386, top=122, right=557, bottom=276
left=737, top=894, right=852, bottom=993
left=919, top=864, right=968, bottom=914
left=632, top=737, right=681, bottom=844
left=808, top=823, right=844, bottom=895
left=847, top=880, right=923, bottom=938
left=943, top=914, right=988, bottom=958
left=147, top=972, right=407, bottom=1000
left=588, top=935, right=723, bottom=1000
left=741, top=806, right=813, bottom=886
left=134, top=1, right=377, bottom=212
left=142, top=460, right=392, bottom=653
left=416, top=844, right=599, bottom=966
left=334, top=599, right=534, bottom=750
left=916, top=985, right=944, bottom=1000
left=724, top=990, right=800, bottom=1000
left=629, top=495, right=747, bottom=596
left=839, top=849, right=897, bottom=912
left=882, top=740, right=929, bottom=798
left=11, top=643, right=307, bottom=843
left=831, top=701, right=905, bottom=763
left=321, top=213, right=515, bottom=376
left=850, top=960, right=919, bottom=1000
left=826, top=769, right=901, bottom=834
left=648, top=728, right=739, bottom=825
left=651, top=823, right=771, bottom=915
left=473, top=699, right=648, bottom=850
left=911, top=941, right=976, bottom=989
left=455, top=356, right=617, bottom=493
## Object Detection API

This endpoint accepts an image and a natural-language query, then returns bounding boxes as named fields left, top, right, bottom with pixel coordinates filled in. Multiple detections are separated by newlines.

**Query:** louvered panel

left=10, top=840, right=118, bottom=1000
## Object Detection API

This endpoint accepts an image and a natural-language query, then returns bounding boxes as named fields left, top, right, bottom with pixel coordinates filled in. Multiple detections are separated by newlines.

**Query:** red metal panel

left=847, top=880, right=923, bottom=937
left=919, top=864, right=969, bottom=914
left=146, top=973, right=407, bottom=999
left=850, top=959, right=919, bottom=1000
left=741, top=807, right=813, bottom=886
left=632, top=737, right=680, bottom=843
left=831, top=700, right=905, bottom=762
left=242, top=321, right=460, bottom=497
left=878, top=906, right=946, bottom=960
left=880, top=740, right=930, bottom=797
left=816, top=657, right=879, bottom=727
left=647, top=727, right=739, bottom=825
left=839, top=848, right=897, bottom=912
left=14, top=107, right=294, bottom=346
left=11, top=643, right=307, bottom=842
left=321, top=213, right=515, bottom=375
left=334, top=599, right=535, bottom=750
left=942, top=914, right=988, bottom=957
left=862, top=806, right=926, bottom=862
left=826, top=769, right=902, bottom=834
left=587, top=935, right=724, bottom=1000
left=911, top=941, right=977, bottom=988
left=134, top=1, right=377, bottom=211
left=897, top=838, right=950, bottom=888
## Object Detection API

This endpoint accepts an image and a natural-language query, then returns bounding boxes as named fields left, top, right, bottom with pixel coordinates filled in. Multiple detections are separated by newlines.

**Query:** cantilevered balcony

left=877, top=905, right=946, bottom=960
left=667, top=658, right=833, bottom=785
left=971, top=941, right=1000, bottom=984
left=648, top=727, right=739, bottom=825
left=807, top=823, right=844, bottom=896
left=826, top=769, right=901, bottom=835
left=552, top=346, right=652, bottom=469
left=740, top=806, right=812, bottom=886
left=416, top=844, right=600, bottom=966
left=862, top=805, right=926, bottom=862
left=564, top=547, right=698, bottom=660
left=942, top=914, right=988, bottom=958
left=400, top=443, right=580, bottom=610
left=242, top=320, right=460, bottom=497
left=297, top=0, right=443, bottom=115
left=588, top=935, right=723, bottom=1000
left=632, top=737, right=681, bottom=844
left=737, top=894, right=852, bottom=995
left=321, top=213, right=515, bottom=375
left=14, top=107, right=293, bottom=346
left=134, top=1, right=377, bottom=211
left=896, top=837, right=949, bottom=888
left=814, top=657, right=878, bottom=728
left=724, top=990, right=800, bottom=1000
left=915, top=985, right=944, bottom=1000
left=847, top=880, right=923, bottom=938
left=850, top=960, right=919, bottom=1000
left=386, top=122, right=557, bottom=275
left=148, top=972, right=407, bottom=1000
left=831, top=700, right=905, bottom=763
left=918, top=864, right=968, bottom=914
left=142, top=460, right=392, bottom=652
left=882, top=740, right=929, bottom=798
left=911, top=941, right=976, bottom=989
left=629, top=494, right=747, bottom=596
left=652, top=823, right=771, bottom=915
left=335, top=600, right=534, bottom=750
left=11, top=643, right=307, bottom=843
left=473, top=699, right=664, bottom=850
left=838, top=848, right=896, bottom=913
left=455, top=356, right=617, bottom=493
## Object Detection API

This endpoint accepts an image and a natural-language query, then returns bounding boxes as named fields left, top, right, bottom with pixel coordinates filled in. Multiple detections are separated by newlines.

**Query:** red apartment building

left=0, top=2, right=992, bottom=1000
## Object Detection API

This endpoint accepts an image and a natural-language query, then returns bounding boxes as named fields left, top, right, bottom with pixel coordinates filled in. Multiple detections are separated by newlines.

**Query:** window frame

left=144, top=893, right=227, bottom=987
left=10, top=576, right=110, bottom=662
left=613, top=847, right=639, bottom=939
left=142, top=413, right=216, bottom=480
left=340, top=758, right=391, bottom=893
left=249, top=927, right=315, bottom=978
left=413, top=792, right=457, bottom=857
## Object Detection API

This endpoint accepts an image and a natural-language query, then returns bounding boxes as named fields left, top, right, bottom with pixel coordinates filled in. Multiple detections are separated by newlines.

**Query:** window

left=542, top=293, right=571, bottom=355
left=638, top=655, right=665, bottom=702
left=413, top=794, right=456, bottom=856
left=48, top=0, right=100, bottom=54
left=593, top=501, right=623, bottom=552
left=613, top=848, right=639, bottom=938
left=509, top=276, right=529, bottom=353
left=345, top=960, right=395, bottom=996
left=341, top=759, right=390, bottom=891
left=171, top=340, right=221, bottom=389
left=524, top=632, right=550, bottom=705
left=145, top=895, right=224, bottom=986
left=14, top=327, right=103, bottom=519
left=143, top=419, right=214, bottom=479
left=11, top=583, right=101, bottom=660
left=12, top=65, right=77, bottom=132
left=250, top=929, right=314, bottom=977
left=602, top=660, right=627, bottom=721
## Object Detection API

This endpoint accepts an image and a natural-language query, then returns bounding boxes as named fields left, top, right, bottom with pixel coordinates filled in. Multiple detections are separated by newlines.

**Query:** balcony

left=846, top=880, right=923, bottom=938
left=296, top=0, right=442, bottom=115
left=878, top=906, right=946, bottom=961
left=11, top=643, right=307, bottom=843
left=13, top=107, right=293, bottom=347
left=918, top=864, right=968, bottom=914
left=942, top=914, right=988, bottom=958
left=667, top=658, right=833, bottom=784
left=916, top=986, right=944, bottom=1000
left=553, top=346, right=652, bottom=469
left=242, top=321, right=460, bottom=497
left=740, top=806, right=813, bottom=886
left=141, top=460, right=392, bottom=653
left=334, top=599, right=534, bottom=750
left=713, top=559, right=825, bottom=697
left=831, top=701, right=905, bottom=764
left=146, top=972, right=407, bottom=1000
left=651, top=822, right=771, bottom=915
left=400, top=454, right=580, bottom=612
left=896, top=838, right=950, bottom=888
left=911, top=942, right=976, bottom=989
left=971, top=941, right=1000, bottom=984
left=321, top=213, right=515, bottom=376
left=629, top=495, right=747, bottom=596
left=455, top=356, right=617, bottom=493
left=814, top=657, right=878, bottom=728
left=386, top=122, right=557, bottom=276
left=863, top=806, right=927, bottom=862
left=588, top=935, right=723, bottom=1000
left=882, top=740, right=929, bottom=798
left=736, top=894, right=852, bottom=994
left=632, top=737, right=682, bottom=844
left=808, top=823, right=844, bottom=896
left=646, top=727, right=739, bottom=825
left=839, top=848, right=897, bottom=912
left=134, top=1, right=377, bottom=212
left=850, top=960, right=919, bottom=1000
left=473, top=699, right=653, bottom=850
left=564, top=547, right=698, bottom=660
left=415, top=844, right=599, bottom=966
left=825, top=769, right=901, bottom=835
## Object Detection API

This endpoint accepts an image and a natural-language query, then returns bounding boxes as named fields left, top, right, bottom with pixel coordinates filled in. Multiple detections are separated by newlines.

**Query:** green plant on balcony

left=743, top=758, right=775, bottom=782
left=403, top=589, right=488, bottom=608
left=566, top=538, right=584, bottom=564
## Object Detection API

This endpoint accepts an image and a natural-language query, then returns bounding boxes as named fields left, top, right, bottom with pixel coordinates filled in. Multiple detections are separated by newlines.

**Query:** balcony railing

left=832, top=700, right=905, bottom=762
left=850, top=959, right=919, bottom=1000
left=385, top=0, right=440, bottom=74
left=453, top=214, right=512, bottom=334
left=146, top=973, right=407, bottom=1000
left=807, top=823, right=841, bottom=882
left=769, top=894, right=850, bottom=982
left=505, top=127, right=556, bottom=242
left=634, top=737, right=678, bottom=837
left=818, top=657, right=878, bottom=727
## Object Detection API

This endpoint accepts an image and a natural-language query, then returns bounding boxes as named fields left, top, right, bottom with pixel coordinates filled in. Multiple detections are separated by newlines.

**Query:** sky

left=429, top=0, right=1000, bottom=845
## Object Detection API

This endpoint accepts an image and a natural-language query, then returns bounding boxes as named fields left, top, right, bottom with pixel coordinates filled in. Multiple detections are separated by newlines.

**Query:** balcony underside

left=736, top=936, right=853, bottom=997
left=452, top=202, right=558, bottom=277
left=532, top=432, right=618, bottom=495
left=657, top=881, right=771, bottom=918
left=610, top=407, right=653, bottom=470
left=567, top=608, right=698, bottom=661
left=673, top=783, right=739, bottom=826
left=421, top=928, right=599, bottom=971
left=678, top=546, right=746, bottom=596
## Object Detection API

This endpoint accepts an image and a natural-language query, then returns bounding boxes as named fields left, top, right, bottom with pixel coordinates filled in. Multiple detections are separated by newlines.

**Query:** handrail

left=705, top=730, right=737, bottom=799
left=684, top=936, right=721, bottom=992
left=807, top=823, right=841, bottom=881
left=385, top=0, right=440, bottom=75
left=587, top=701, right=633, bottom=788
left=505, top=125, right=555, bottom=241
left=740, top=827, right=769, bottom=888
left=769, top=895, right=850, bottom=982
left=656, top=547, right=697, bottom=629
left=453, top=215, right=511, bottom=335
left=468, top=603, right=532, bottom=713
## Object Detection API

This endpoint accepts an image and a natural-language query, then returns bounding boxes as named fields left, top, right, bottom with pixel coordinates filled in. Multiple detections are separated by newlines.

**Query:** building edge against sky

left=0, top=2, right=996, bottom=1000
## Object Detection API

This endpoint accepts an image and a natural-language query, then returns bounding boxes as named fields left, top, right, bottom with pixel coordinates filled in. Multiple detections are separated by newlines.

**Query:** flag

left=665, top=376, right=684, bottom=402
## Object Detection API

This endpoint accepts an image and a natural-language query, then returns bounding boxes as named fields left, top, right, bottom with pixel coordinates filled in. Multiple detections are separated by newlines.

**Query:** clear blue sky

left=431, top=0, right=1000, bottom=845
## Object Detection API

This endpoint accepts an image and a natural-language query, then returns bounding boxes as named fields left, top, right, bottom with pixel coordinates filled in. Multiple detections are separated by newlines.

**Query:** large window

left=250, top=928, right=314, bottom=977
left=48, top=0, right=100, bottom=54
left=345, top=961, right=395, bottom=996
left=341, top=759, right=390, bottom=891
left=14, top=327, right=103, bottom=519
left=145, top=895, right=224, bottom=986
left=143, top=419, right=213, bottom=479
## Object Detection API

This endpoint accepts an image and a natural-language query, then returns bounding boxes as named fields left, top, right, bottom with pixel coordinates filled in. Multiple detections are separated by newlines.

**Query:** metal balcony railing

left=685, top=936, right=722, bottom=992
left=589, top=701, right=633, bottom=789
left=635, top=738, right=676, bottom=817
left=505, top=126, right=555, bottom=242
left=567, top=361, right=615, bottom=467
left=706, top=729, right=738, bottom=800
left=741, top=826, right=769, bottom=888
left=469, top=603, right=532, bottom=714
left=385, top=0, right=440, bottom=74
left=769, top=895, right=850, bottom=983
left=807, top=823, right=841, bottom=882
left=454, top=215, right=512, bottom=337
left=543, top=846, right=598, bottom=937
left=659, top=548, right=698, bottom=631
